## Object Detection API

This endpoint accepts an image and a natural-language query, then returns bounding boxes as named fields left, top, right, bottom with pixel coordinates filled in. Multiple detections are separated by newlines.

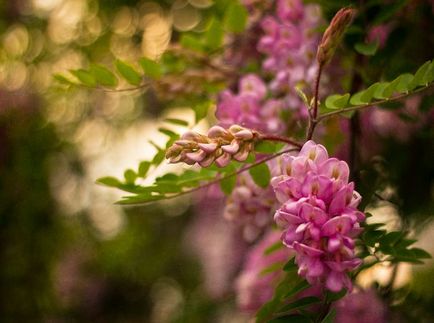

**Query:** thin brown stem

left=306, top=63, right=324, bottom=140
left=118, top=147, right=300, bottom=205
left=260, top=134, right=303, bottom=148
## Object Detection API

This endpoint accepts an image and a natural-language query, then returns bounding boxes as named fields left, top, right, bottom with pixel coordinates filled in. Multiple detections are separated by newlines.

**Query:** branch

left=260, top=134, right=303, bottom=148
left=317, top=84, right=434, bottom=122
left=117, top=147, right=300, bottom=205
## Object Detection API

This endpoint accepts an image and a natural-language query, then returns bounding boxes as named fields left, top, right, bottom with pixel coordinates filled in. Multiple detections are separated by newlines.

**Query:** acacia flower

left=166, top=125, right=258, bottom=167
left=272, top=140, right=365, bottom=292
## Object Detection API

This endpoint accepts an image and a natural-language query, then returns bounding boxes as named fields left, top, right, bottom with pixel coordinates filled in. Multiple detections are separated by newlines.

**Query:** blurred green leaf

left=205, top=17, right=224, bottom=50
left=224, top=2, right=248, bottom=33
left=354, top=41, right=379, bottom=56
left=249, top=162, right=271, bottom=188
left=138, top=161, right=151, bottom=178
left=89, top=64, right=118, bottom=87
left=115, top=60, right=142, bottom=86
left=194, top=101, right=210, bottom=123
left=325, top=93, right=350, bottom=109
left=139, top=57, right=162, bottom=80
left=320, top=309, right=336, bottom=323
left=276, top=296, right=321, bottom=314
left=70, top=69, right=97, bottom=87
left=220, top=174, right=236, bottom=195
left=255, top=141, right=285, bottom=154
left=164, top=118, right=189, bottom=126
left=124, top=169, right=137, bottom=184
left=180, top=34, right=204, bottom=52
left=97, top=176, right=123, bottom=188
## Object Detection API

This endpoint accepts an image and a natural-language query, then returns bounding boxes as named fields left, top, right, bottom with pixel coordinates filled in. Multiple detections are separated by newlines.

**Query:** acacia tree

left=57, top=0, right=434, bottom=322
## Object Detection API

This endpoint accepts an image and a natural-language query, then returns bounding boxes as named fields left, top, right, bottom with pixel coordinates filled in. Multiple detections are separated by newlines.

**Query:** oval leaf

left=249, top=163, right=271, bottom=188
left=115, top=60, right=142, bottom=86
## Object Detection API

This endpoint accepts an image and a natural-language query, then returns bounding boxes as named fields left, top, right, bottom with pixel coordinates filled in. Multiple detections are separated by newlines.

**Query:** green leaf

left=220, top=175, right=236, bottom=195
left=138, top=161, right=151, bottom=177
left=269, top=315, right=311, bottom=323
left=158, top=128, right=178, bottom=138
left=277, top=296, right=321, bottom=314
left=349, top=91, right=367, bottom=105
left=255, top=141, right=285, bottom=154
left=193, top=101, right=210, bottom=123
left=180, top=34, right=204, bottom=52
left=164, top=118, right=189, bottom=126
left=139, top=57, right=162, bottom=80
left=284, top=280, right=310, bottom=298
left=223, top=2, right=248, bottom=33
left=249, top=163, right=271, bottom=188
left=264, top=241, right=284, bottom=255
left=409, top=248, right=431, bottom=259
left=124, top=169, right=137, bottom=184
left=89, top=64, right=118, bottom=87
left=205, top=17, right=224, bottom=50
left=394, top=73, right=414, bottom=93
left=321, top=309, right=336, bottom=323
left=115, top=60, right=142, bottom=86
left=409, top=60, right=431, bottom=89
left=325, top=93, right=350, bottom=109
left=360, top=82, right=381, bottom=102
left=260, top=262, right=285, bottom=276
left=283, top=257, right=297, bottom=272
left=354, top=40, right=379, bottom=56
left=372, top=82, right=390, bottom=99
left=325, top=289, right=347, bottom=302
left=70, top=69, right=97, bottom=87
left=54, top=73, right=76, bottom=85
left=96, top=176, right=123, bottom=188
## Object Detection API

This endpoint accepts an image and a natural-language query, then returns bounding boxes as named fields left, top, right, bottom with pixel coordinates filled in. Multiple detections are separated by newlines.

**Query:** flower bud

left=316, top=7, right=356, bottom=66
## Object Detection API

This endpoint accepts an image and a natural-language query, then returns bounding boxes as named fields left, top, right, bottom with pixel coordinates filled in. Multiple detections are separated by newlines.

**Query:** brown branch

left=118, top=147, right=300, bottom=205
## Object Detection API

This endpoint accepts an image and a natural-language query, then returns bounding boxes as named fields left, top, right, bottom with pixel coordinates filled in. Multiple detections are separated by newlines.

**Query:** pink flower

left=272, top=141, right=365, bottom=292
left=215, top=74, right=285, bottom=134
left=334, top=289, right=387, bottom=323
left=235, top=230, right=293, bottom=313
left=276, top=0, right=304, bottom=22
left=224, top=168, right=278, bottom=241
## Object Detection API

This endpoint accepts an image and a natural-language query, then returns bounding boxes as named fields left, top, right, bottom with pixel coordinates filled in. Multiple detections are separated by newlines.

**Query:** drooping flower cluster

left=166, top=125, right=258, bottom=167
left=216, top=74, right=285, bottom=134
left=271, top=140, right=365, bottom=292
left=334, top=289, right=387, bottom=323
left=224, top=165, right=278, bottom=242
left=257, top=0, right=323, bottom=118
left=235, top=230, right=293, bottom=313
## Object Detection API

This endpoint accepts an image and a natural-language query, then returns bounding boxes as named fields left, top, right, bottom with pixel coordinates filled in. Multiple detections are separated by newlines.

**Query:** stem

left=260, top=134, right=303, bottom=148
left=317, top=84, right=433, bottom=122
left=306, top=63, right=324, bottom=140
left=118, top=147, right=300, bottom=205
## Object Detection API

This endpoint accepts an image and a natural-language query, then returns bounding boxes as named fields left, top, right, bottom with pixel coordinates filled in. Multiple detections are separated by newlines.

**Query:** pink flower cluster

left=334, top=289, right=387, bottom=323
left=271, top=141, right=365, bottom=292
left=224, top=167, right=278, bottom=242
left=216, top=74, right=285, bottom=134
left=258, top=0, right=323, bottom=118
left=235, top=230, right=292, bottom=313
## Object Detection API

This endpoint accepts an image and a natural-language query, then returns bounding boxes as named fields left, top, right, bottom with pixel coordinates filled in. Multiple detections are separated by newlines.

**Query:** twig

left=306, top=63, right=324, bottom=140
left=316, top=84, right=434, bottom=122
left=260, top=134, right=303, bottom=148
left=118, top=147, right=300, bottom=205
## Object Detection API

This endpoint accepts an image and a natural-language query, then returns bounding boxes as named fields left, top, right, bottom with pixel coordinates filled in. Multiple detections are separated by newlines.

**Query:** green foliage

left=89, top=64, right=118, bottom=87
left=115, top=59, right=142, bottom=86
left=139, top=57, right=162, bottom=80
left=249, top=162, right=271, bottom=188
left=223, top=1, right=248, bottom=33
left=354, top=40, right=379, bottom=56
left=322, top=59, right=434, bottom=114
left=359, top=220, right=431, bottom=265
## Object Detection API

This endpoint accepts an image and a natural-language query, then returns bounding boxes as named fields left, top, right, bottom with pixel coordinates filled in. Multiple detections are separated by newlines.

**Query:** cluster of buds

left=272, top=141, right=365, bottom=292
left=166, top=125, right=258, bottom=168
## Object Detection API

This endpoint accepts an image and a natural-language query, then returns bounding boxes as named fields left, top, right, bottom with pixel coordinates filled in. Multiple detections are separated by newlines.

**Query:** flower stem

left=260, top=134, right=303, bottom=148
left=306, top=63, right=324, bottom=140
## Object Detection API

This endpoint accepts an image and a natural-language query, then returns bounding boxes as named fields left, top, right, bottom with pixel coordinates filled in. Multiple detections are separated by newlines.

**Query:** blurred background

left=0, top=0, right=433, bottom=322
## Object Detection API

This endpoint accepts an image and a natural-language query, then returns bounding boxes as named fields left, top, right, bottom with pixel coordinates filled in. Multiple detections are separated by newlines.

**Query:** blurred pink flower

left=334, top=289, right=387, bottom=323
left=235, top=230, right=293, bottom=313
